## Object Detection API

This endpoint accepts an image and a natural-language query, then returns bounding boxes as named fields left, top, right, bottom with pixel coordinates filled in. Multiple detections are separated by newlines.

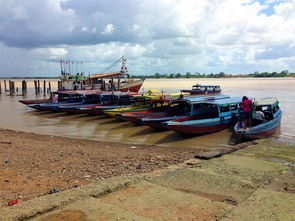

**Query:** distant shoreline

left=0, top=76, right=294, bottom=80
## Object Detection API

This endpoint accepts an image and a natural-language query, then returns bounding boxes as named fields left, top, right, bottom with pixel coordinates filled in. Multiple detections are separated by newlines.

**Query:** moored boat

left=19, top=99, right=51, bottom=105
left=58, top=55, right=145, bottom=93
left=165, top=97, right=241, bottom=135
left=142, top=95, right=230, bottom=130
left=116, top=98, right=171, bottom=124
left=181, top=84, right=221, bottom=95
left=234, top=97, right=282, bottom=139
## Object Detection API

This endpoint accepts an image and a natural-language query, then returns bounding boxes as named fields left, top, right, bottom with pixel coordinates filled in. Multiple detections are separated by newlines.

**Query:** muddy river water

left=0, top=78, right=294, bottom=149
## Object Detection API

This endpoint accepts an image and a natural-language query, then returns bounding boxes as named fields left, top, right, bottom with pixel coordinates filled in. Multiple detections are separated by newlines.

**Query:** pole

left=37, top=80, right=40, bottom=94
left=34, top=80, right=38, bottom=95
left=4, top=80, right=7, bottom=91
left=43, top=80, right=46, bottom=96
left=48, top=82, right=51, bottom=94
left=68, top=60, right=71, bottom=75
left=21, top=80, right=24, bottom=95
left=0, top=81, right=2, bottom=94
left=111, top=77, right=114, bottom=91
left=22, top=80, right=27, bottom=95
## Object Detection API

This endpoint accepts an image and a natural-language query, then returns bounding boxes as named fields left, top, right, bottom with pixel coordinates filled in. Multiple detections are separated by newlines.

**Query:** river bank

left=0, top=129, right=294, bottom=220
left=0, top=128, right=202, bottom=207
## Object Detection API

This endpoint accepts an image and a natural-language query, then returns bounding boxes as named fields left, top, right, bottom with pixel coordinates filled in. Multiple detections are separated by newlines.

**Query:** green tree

left=175, top=73, right=181, bottom=78
left=154, top=73, right=161, bottom=78
left=185, top=72, right=191, bottom=78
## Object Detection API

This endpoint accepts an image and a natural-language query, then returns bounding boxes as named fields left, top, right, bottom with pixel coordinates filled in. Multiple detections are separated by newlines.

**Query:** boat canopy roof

left=254, top=97, right=279, bottom=106
left=193, top=84, right=220, bottom=88
left=90, top=72, right=125, bottom=79
left=183, top=94, right=229, bottom=103
left=204, top=96, right=243, bottom=105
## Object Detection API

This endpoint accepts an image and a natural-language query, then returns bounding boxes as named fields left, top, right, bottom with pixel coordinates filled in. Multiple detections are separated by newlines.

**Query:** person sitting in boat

left=254, top=110, right=266, bottom=124
left=241, top=96, right=253, bottom=128
left=52, top=94, right=59, bottom=103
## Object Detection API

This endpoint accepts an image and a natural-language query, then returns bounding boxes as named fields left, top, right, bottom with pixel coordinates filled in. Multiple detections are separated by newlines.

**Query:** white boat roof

left=254, top=97, right=278, bottom=106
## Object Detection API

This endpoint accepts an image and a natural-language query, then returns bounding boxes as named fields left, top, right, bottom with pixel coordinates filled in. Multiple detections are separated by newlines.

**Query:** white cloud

left=101, top=24, right=115, bottom=35
left=82, top=27, right=88, bottom=32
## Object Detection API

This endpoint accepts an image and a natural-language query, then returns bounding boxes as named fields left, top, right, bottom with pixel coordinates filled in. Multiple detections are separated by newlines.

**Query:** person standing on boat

left=241, top=96, right=253, bottom=128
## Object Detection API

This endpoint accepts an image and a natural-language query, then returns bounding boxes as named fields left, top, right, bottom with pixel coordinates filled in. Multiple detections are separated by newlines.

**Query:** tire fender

left=220, top=116, right=225, bottom=124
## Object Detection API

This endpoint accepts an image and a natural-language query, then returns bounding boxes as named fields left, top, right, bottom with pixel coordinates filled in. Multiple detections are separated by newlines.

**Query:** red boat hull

left=19, top=99, right=50, bottom=105
left=119, top=84, right=143, bottom=93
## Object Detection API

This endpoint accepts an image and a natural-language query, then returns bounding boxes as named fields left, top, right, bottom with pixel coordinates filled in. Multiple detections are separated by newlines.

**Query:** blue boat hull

left=234, top=110, right=282, bottom=139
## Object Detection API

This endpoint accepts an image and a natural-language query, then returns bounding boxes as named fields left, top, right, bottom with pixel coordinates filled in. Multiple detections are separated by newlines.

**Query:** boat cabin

left=253, top=98, right=280, bottom=123
left=181, top=84, right=222, bottom=95
left=192, top=84, right=220, bottom=91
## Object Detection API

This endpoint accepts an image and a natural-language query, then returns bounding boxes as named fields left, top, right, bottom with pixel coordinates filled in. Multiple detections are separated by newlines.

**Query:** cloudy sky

left=0, top=0, right=295, bottom=77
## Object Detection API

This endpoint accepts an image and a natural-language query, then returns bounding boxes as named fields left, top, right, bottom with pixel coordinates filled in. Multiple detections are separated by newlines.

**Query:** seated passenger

left=254, top=110, right=266, bottom=124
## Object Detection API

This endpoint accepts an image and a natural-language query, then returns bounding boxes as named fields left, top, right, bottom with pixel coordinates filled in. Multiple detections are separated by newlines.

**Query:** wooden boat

left=19, top=99, right=51, bottom=105
left=58, top=55, right=145, bottom=93
left=142, top=95, right=230, bottom=130
left=27, top=93, right=86, bottom=111
left=55, top=94, right=120, bottom=114
left=102, top=95, right=151, bottom=117
left=165, top=97, right=241, bottom=134
left=103, top=92, right=188, bottom=118
left=115, top=98, right=171, bottom=124
left=181, top=84, right=221, bottom=95
left=234, top=98, right=282, bottom=139
left=77, top=93, right=139, bottom=115
left=19, top=90, right=102, bottom=106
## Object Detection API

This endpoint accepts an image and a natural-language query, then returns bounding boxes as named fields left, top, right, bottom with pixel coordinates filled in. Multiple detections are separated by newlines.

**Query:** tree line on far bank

left=130, top=70, right=295, bottom=78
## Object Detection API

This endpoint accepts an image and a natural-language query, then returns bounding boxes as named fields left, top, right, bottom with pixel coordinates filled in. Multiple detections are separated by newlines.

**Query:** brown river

left=0, top=78, right=294, bottom=149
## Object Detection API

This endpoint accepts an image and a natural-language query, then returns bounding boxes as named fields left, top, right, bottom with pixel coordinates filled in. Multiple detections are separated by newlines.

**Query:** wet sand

left=0, top=128, right=201, bottom=207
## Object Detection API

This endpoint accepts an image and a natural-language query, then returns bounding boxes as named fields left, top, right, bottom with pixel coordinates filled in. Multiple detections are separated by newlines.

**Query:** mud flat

left=0, top=129, right=294, bottom=221
left=0, top=128, right=201, bottom=208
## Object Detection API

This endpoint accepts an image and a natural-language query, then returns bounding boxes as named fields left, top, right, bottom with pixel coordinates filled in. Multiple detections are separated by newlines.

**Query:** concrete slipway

left=1, top=138, right=294, bottom=221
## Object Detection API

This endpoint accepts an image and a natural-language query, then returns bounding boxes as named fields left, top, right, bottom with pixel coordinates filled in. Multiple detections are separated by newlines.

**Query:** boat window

left=192, top=103, right=219, bottom=118
left=230, top=104, right=238, bottom=110
left=167, top=102, right=191, bottom=116
left=151, top=101, right=169, bottom=112
left=220, top=105, right=230, bottom=112
left=58, top=95, right=69, bottom=102
left=258, top=105, right=271, bottom=112
left=85, top=95, right=101, bottom=104
left=71, top=95, right=84, bottom=102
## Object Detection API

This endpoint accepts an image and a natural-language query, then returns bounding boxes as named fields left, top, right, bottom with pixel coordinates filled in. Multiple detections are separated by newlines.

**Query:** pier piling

left=48, top=82, right=51, bottom=94
left=0, top=81, right=2, bottom=94
left=4, top=80, right=7, bottom=92
left=21, top=80, right=27, bottom=96
left=37, top=80, right=40, bottom=94
left=43, top=81, right=46, bottom=96
left=9, top=81, right=15, bottom=96
left=34, top=80, right=38, bottom=95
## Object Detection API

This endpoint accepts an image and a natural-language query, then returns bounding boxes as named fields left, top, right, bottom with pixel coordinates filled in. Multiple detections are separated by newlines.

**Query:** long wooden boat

left=234, top=98, right=282, bottom=139
left=165, top=97, right=241, bottom=134
left=181, top=84, right=221, bottom=95
left=19, top=99, right=51, bottom=105
left=142, top=95, right=230, bottom=130
left=55, top=94, right=120, bottom=114
left=19, top=90, right=102, bottom=106
left=27, top=93, right=86, bottom=111
left=104, top=92, right=187, bottom=118
left=115, top=98, right=171, bottom=124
